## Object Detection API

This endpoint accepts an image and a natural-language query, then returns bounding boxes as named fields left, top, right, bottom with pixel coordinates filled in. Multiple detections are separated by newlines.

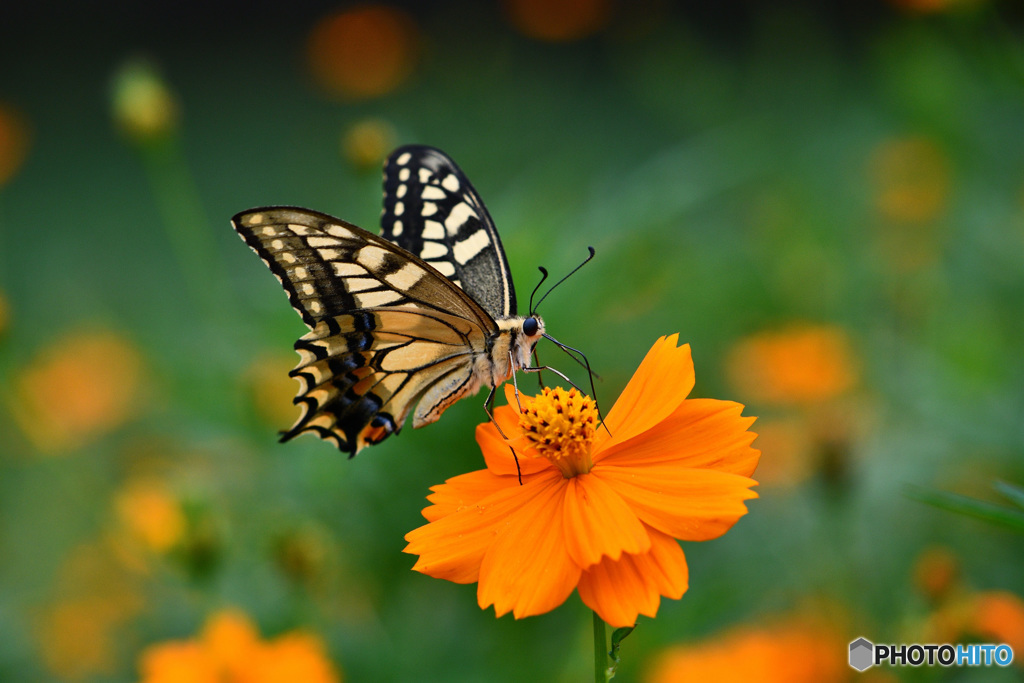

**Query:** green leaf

left=607, top=624, right=636, bottom=680
left=905, top=484, right=1024, bottom=533
left=994, top=481, right=1024, bottom=511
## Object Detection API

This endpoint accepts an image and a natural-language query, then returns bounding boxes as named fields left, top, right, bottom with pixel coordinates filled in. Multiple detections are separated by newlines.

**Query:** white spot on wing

left=307, top=236, right=340, bottom=248
left=445, top=202, right=478, bottom=234
left=419, top=168, right=432, bottom=183
left=308, top=301, right=322, bottom=313
left=358, top=245, right=389, bottom=270
left=282, top=253, right=297, bottom=263
left=392, top=220, right=403, bottom=236
left=261, top=226, right=276, bottom=236
left=442, top=174, right=460, bottom=192
left=433, top=260, right=456, bottom=277
left=294, top=266, right=308, bottom=279
left=422, top=220, right=445, bottom=239
left=385, top=262, right=424, bottom=289
left=355, top=289, right=403, bottom=307
left=453, top=230, right=491, bottom=264
left=248, top=214, right=265, bottom=225
left=394, top=201, right=404, bottom=216
left=399, top=168, right=410, bottom=181
left=326, top=224, right=355, bottom=238
left=396, top=152, right=412, bottom=165
left=420, top=241, right=448, bottom=259
left=319, top=248, right=341, bottom=260
left=422, top=202, right=437, bottom=216
left=396, top=184, right=407, bottom=198
left=271, top=239, right=284, bottom=250
left=333, top=262, right=364, bottom=277
left=421, top=186, right=446, bottom=200
left=301, top=283, right=315, bottom=295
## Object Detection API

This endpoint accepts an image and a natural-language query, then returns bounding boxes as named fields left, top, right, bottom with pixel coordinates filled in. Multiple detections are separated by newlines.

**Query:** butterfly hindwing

left=381, top=145, right=517, bottom=320
left=232, top=206, right=497, bottom=453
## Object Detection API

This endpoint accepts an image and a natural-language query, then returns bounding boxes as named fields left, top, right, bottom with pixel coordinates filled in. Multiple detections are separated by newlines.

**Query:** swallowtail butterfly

left=233, top=145, right=564, bottom=454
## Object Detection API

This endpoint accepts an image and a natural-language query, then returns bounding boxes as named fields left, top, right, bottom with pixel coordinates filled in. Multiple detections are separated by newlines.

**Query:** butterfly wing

left=381, top=145, right=517, bottom=320
left=232, top=206, right=498, bottom=454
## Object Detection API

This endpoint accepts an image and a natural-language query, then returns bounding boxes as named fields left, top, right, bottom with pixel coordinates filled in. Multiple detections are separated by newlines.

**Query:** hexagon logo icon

left=849, top=637, right=874, bottom=671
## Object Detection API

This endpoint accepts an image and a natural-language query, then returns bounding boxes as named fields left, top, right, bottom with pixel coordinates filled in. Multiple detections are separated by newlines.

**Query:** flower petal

left=477, top=474, right=581, bottom=619
left=598, top=464, right=758, bottom=541
left=404, top=470, right=562, bottom=583
left=578, top=528, right=689, bottom=628
left=421, top=469, right=515, bottom=522
left=597, top=398, right=759, bottom=477
left=594, top=335, right=695, bottom=452
left=563, top=474, right=650, bottom=568
left=476, top=418, right=551, bottom=478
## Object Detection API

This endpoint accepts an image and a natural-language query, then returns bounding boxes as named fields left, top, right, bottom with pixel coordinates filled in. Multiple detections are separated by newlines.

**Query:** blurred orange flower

left=972, top=591, right=1024, bottom=654
left=726, top=324, right=858, bottom=406
left=504, top=0, right=612, bottom=42
left=36, top=598, right=123, bottom=680
left=745, top=416, right=814, bottom=487
left=646, top=613, right=848, bottom=683
left=307, top=5, right=419, bottom=99
left=12, top=330, right=144, bottom=453
left=0, top=289, right=9, bottom=336
left=926, top=589, right=1024, bottom=663
left=36, top=541, right=145, bottom=680
left=913, top=546, right=960, bottom=603
left=0, top=102, right=30, bottom=186
left=405, top=335, right=759, bottom=628
left=245, top=352, right=302, bottom=427
left=870, top=136, right=951, bottom=225
left=115, top=478, right=186, bottom=553
left=139, top=609, right=342, bottom=683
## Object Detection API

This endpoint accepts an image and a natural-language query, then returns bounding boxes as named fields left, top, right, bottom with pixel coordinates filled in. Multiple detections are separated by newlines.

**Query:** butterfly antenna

left=532, top=247, right=596, bottom=313
left=528, top=266, right=549, bottom=315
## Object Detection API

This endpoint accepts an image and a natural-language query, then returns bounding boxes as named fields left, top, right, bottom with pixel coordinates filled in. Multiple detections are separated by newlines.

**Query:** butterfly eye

left=523, top=317, right=539, bottom=337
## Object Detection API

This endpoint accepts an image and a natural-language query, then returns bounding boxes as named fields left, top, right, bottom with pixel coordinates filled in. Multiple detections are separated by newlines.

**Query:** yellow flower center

left=518, top=387, right=598, bottom=478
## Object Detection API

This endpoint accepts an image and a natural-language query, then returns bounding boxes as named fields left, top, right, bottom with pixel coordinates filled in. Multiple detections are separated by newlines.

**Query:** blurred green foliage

left=2, top=1, right=1024, bottom=681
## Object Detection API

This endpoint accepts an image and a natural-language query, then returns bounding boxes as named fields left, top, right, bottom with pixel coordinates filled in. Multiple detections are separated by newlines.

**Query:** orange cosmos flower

left=139, top=609, right=342, bottom=683
left=404, top=335, right=760, bottom=628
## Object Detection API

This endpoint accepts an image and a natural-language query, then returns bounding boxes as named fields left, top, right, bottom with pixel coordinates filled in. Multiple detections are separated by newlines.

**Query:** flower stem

left=593, top=611, right=607, bottom=683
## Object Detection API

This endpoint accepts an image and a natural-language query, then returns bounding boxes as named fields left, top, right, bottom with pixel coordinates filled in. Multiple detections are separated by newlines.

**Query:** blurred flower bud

left=112, top=58, right=178, bottom=142
left=343, top=118, right=398, bottom=171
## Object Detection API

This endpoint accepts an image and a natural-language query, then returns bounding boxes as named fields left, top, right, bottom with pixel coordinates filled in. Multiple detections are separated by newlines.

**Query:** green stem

left=593, top=611, right=607, bottom=683
left=138, top=135, right=232, bottom=321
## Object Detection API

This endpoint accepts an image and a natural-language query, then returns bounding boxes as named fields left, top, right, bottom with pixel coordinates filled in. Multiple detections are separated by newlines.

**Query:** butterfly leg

left=539, top=334, right=611, bottom=438
left=483, top=383, right=524, bottom=485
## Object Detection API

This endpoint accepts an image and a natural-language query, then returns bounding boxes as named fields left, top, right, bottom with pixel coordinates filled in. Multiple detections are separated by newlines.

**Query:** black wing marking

left=232, top=206, right=496, bottom=453
left=381, top=145, right=517, bottom=320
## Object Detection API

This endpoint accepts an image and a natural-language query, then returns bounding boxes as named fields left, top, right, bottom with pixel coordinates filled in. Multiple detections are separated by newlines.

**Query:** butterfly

left=233, top=145, right=587, bottom=455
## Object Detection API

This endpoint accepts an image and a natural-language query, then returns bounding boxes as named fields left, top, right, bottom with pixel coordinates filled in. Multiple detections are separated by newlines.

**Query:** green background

left=2, top=1, right=1023, bottom=680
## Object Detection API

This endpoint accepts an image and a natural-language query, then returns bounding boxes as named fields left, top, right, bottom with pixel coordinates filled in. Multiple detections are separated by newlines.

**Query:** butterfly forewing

left=381, top=145, right=517, bottom=320
left=232, top=207, right=497, bottom=453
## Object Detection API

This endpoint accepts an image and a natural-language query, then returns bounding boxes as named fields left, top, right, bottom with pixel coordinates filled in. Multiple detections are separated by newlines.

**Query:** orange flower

left=0, top=103, right=31, bottom=187
left=12, top=330, right=144, bottom=453
left=503, top=0, right=612, bottom=42
left=307, top=5, right=419, bottom=99
left=726, top=324, right=858, bottom=406
left=115, top=478, right=186, bottom=553
left=404, top=335, right=759, bottom=628
left=646, top=613, right=848, bottom=683
left=138, top=609, right=342, bottom=683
